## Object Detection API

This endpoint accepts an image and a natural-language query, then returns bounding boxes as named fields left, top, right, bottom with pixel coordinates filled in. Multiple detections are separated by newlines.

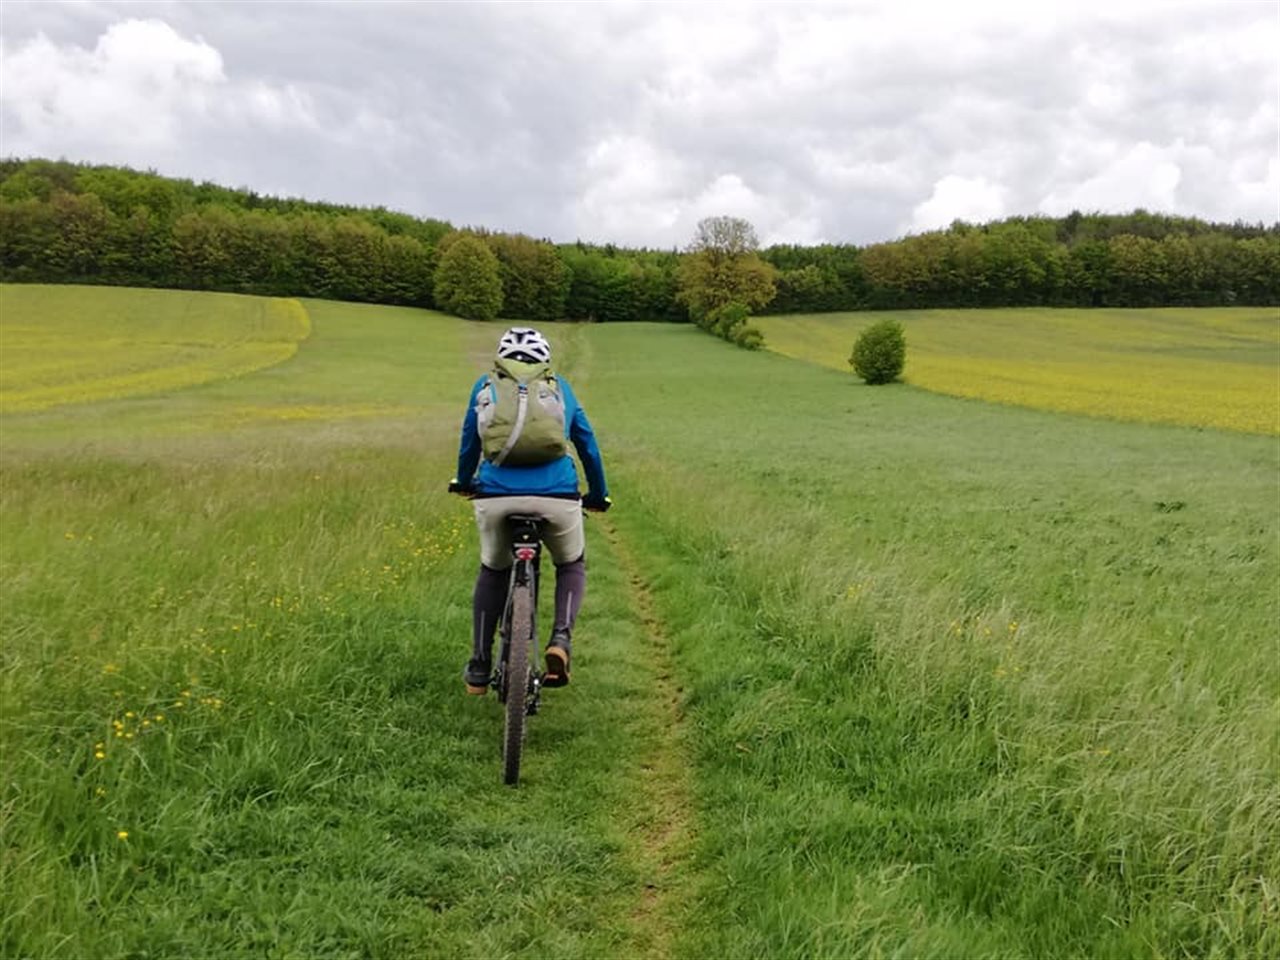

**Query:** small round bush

left=705, top=301, right=749, bottom=337
left=849, top=319, right=906, bottom=384
left=733, top=323, right=765, bottom=350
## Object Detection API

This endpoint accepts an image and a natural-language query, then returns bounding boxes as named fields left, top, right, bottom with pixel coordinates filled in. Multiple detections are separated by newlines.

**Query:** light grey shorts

left=473, top=496, right=585, bottom=570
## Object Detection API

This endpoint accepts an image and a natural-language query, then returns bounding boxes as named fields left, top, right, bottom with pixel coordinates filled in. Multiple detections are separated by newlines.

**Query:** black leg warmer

left=553, top=557, right=586, bottom=636
left=472, top=564, right=508, bottom=661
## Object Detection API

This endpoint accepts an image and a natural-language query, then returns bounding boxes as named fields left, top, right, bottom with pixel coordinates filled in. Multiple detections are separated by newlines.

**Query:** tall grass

left=586, top=324, right=1280, bottom=957
left=1, top=301, right=693, bottom=957
left=2, top=293, right=1277, bottom=956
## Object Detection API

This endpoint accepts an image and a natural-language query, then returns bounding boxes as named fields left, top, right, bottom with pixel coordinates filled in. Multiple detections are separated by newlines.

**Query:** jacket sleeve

left=456, top=380, right=483, bottom=482
left=563, top=380, right=608, bottom=498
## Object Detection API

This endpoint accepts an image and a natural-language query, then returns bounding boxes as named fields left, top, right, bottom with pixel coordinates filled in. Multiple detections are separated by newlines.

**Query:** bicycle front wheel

left=502, top=582, right=534, bottom=785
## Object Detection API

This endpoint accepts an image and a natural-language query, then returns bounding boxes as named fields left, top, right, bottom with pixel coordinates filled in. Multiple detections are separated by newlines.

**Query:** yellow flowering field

left=0, top=284, right=311, bottom=412
left=757, top=307, right=1280, bottom=434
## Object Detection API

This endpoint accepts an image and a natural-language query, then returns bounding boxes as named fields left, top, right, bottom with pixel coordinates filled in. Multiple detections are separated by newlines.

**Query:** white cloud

left=908, top=175, right=1008, bottom=234
left=0, top=18, right=320, bottom=168
left=570, top=136, right=689, bottom=247
left=1039, top=142, right=1182, bottom=215
left=1, top=20, right=224, bottom=153
left=684, top=173, right=825, bottom=247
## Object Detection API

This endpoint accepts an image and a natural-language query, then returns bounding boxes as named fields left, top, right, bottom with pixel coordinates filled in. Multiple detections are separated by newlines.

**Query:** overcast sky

left=1, top=1, right=1276, bottom=248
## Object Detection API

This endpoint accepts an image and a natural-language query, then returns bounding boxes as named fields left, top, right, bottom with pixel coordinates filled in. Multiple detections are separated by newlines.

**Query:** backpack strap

left=490, top=381, right=529, bottom=466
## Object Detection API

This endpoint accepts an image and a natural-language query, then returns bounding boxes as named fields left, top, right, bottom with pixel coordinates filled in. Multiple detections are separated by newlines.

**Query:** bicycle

left=448, top=484, right=612, bottom=785
left=492, top=513, right=545, bottom=786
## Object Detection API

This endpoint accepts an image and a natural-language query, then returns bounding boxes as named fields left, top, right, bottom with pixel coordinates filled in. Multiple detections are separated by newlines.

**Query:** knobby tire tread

left=502, top=584, right=534, bottom=785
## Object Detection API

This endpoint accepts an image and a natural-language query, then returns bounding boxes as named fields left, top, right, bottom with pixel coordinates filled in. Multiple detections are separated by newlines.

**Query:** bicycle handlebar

left=447, top=480, right=611, bottom=512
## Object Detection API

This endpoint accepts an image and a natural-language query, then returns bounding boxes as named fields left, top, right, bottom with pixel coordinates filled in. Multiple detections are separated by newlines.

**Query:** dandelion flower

left=95, top=750, right=106, bottom=759
left=117, top=830, right=129, bottom=840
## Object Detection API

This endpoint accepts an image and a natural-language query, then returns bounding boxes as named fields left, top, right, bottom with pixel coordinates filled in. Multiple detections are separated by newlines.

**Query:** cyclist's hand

left=582, top=494, right=612, bottom=513
left=448, top=478, right=475, bottom=496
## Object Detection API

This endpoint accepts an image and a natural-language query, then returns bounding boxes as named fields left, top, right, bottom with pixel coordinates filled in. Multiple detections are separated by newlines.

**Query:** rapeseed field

left=0, top=284, right=311, bottom=412
left=758, top=307, right=1280, bottom=434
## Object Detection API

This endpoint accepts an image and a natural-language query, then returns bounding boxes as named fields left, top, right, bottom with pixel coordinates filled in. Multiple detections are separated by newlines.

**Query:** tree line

left=765, top=213, right=1280, bottom=310
left=1, top=159, right=1276, bottom=320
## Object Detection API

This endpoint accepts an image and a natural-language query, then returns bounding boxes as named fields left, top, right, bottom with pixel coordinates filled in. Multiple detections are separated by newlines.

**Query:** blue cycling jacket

left=455, top=374, right=608, bottom=498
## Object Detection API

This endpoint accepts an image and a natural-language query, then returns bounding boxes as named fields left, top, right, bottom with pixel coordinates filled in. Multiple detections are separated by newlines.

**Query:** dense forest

left=1, top=158, right=1276, bottom=319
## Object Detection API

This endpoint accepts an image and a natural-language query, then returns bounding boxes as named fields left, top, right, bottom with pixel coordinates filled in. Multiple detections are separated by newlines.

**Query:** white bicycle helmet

left=496, top=327, right=551, bottom=364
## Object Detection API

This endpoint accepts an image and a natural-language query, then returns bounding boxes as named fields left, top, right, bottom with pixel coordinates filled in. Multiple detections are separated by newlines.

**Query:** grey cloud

left=1, top=0, right=1275, bottom=247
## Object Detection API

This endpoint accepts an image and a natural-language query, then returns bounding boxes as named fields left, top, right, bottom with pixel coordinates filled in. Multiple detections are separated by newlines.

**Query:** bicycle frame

left=493, top=515, right=545, bottom=783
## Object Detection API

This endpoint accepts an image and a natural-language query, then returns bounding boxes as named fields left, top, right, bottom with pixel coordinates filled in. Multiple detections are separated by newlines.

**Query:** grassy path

left=595, top=517, right=696, bottom=959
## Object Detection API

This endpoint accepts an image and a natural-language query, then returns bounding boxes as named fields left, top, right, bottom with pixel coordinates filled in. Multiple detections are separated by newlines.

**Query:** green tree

left=486, top=233, right=571, bottom=321
left=773, top=264, right=829, bottom=312
left=45, top=192, right=110, bottom=281
left=676, top=215, right=777, bottom=321
left=102, top=204, right=171, bottom=286
left=850, top=319, right=906, bottom=385
left=171, top=208, right=236, bottom=290
left=0, top=199, right=58, bottom=281
left=434, top=233, right=503, bottom=321
left=1109, top=234, right=1168, bottom=306
left=327, top=217, right=386, bottom=302
left=383, top=234, right=435, bottom=306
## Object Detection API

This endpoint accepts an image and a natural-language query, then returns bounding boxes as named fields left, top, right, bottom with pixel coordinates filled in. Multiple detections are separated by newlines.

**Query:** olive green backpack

left=475, top=357, right=568, bottom=466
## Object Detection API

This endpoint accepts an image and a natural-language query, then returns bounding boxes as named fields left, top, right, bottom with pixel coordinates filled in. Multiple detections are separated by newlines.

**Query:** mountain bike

left=448, top=487, right=612, bottom=785
left=491, top=514, right=545, bottom=785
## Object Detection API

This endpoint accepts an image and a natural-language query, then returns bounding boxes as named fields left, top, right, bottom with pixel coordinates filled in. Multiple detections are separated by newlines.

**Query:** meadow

left=2, top=285, right=1277, bottom=958
left=756, top=307, right=1280, bottom=434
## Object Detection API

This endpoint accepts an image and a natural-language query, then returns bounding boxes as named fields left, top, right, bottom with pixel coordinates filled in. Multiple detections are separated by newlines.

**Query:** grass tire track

left=597, top=515, right=696, bottom=960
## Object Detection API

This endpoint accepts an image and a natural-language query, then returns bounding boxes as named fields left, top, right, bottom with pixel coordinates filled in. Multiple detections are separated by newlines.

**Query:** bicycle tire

left=502, top=582, right=534, bottom=785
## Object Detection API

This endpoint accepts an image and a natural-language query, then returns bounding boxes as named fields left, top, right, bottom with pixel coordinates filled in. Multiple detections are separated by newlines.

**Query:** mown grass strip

left=593, top=517, right=697, bottom=959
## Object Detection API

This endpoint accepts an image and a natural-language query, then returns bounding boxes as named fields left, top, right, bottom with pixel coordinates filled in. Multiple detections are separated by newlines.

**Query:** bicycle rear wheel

left=502, top=582, right=534, bottom=785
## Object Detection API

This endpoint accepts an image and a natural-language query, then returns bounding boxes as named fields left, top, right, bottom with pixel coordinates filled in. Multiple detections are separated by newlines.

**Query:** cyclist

left=449, top=327, right=610, bottom=693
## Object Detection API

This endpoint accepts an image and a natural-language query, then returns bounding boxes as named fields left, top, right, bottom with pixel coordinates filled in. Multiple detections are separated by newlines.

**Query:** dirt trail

left=597, top=517, right=696, bottom=960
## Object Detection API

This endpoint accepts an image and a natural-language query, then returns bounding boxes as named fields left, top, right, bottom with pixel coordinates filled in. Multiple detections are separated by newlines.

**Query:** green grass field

left=2, top=286, right=1278, bottom=958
